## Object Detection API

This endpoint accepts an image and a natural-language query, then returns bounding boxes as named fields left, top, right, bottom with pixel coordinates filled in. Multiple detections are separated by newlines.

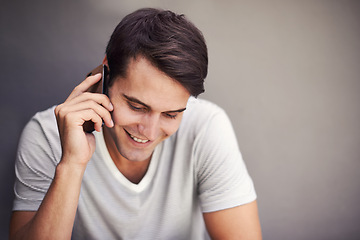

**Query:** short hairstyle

left=105, top=8, right=208, bottom=97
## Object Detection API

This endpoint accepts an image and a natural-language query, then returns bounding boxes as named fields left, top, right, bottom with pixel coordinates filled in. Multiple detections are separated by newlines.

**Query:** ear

left=102, top=56, right=108, bottom=66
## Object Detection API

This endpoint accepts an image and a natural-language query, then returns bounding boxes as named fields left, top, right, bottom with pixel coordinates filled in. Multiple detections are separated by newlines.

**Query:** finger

left=79, top=109, right=108, bottom=132
left=67, top=73, right=102, bottom=100
left=58, top=100, right=114, bottom=128
left=65, top=109, right=104, bottom=132
left=65, top=92, right=114, bottom=112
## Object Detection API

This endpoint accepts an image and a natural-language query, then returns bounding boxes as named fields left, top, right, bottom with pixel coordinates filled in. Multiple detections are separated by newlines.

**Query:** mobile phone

left=85, top=64, right=109, bottom=95
left=102, top=64, right=109, bottom=97
left=83, top=64, right=109, bottom=133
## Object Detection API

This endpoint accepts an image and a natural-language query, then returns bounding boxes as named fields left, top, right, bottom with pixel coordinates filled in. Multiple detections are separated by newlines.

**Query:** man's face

left=104, top=57, right=190, bottom=163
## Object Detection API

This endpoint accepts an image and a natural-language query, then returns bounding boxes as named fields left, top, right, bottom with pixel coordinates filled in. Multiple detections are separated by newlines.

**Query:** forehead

left=111, top=57, right=190, bottom=110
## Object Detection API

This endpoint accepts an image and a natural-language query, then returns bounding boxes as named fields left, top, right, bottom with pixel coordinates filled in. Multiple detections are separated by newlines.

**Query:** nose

left=138, top=113, right=161, bottom=141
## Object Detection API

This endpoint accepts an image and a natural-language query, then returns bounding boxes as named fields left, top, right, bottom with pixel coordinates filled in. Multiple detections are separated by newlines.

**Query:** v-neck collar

left=94, top=130, right=162, bottom=193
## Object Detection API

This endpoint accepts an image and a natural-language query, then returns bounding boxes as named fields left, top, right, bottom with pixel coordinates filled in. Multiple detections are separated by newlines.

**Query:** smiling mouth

left=125, top=129, right=150, bottom=143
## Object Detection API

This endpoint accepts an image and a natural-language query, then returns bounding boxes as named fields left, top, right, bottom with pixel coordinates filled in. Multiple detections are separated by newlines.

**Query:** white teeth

left=130, top=134, right=149, bottom=143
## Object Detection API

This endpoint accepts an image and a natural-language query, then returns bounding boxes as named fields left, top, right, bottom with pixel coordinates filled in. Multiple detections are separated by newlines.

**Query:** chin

left=106, top=126, right=162, bottom=163
left=117, top=146, right=153, bottom=162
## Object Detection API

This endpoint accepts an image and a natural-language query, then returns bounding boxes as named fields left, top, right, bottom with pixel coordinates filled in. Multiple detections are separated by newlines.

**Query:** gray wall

left=1, top=0, right=360, bottom=239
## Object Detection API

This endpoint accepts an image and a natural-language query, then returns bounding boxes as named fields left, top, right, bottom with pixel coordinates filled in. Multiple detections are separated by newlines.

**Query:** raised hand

left=54, top=73, right=114, bottom=168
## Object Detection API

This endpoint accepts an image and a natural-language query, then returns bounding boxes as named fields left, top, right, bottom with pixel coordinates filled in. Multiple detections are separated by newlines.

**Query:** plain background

left=1, top=0, right=360, bottom=239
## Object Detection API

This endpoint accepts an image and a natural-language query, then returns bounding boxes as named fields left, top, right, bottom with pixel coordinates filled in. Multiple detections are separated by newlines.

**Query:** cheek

left=161, top=118, right=183, bottom=137
left=111, top=104, right=138, bottom=126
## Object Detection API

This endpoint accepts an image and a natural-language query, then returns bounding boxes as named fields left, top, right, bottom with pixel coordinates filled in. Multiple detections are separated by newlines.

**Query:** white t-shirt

left=13, top=97, right=256, bottom=239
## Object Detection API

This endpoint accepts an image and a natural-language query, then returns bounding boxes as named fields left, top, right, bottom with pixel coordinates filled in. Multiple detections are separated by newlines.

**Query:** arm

left=192, top=104, right=261, bottom=239
left=9, top=162, right=85, bottom=240
left=9, top=73, right=114, bottom=240
left=203, top=200, right=262, bottom=240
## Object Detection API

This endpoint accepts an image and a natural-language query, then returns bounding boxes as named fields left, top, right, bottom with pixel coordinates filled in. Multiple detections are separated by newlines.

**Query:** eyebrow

left=122, top=94, right=187, bottom=113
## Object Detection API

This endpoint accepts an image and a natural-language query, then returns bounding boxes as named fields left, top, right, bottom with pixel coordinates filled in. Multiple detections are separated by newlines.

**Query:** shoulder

left=18, top=106, right=61, bottom=165
left=31, top=105, right=58, bottom=126
left=13, top=106, right=60, bottom=211
left=184, top=97, right=225, bottom=121
left=20, top=106, right=59, bottom=148
left=22, top=106, right=58, bottom=133
left=173, top=97, right=237, bottom=161
left=179, top=97, right=228, bottom=135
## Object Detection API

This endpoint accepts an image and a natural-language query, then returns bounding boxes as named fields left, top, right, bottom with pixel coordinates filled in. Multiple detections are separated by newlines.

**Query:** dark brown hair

left=105, top=8, right=208, bottom=97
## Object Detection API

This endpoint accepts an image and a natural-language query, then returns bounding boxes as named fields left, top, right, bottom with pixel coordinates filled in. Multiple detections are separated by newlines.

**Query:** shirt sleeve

left=13, top=107, right=61, bottom=211
left=194, top=107, right=257, bottom=213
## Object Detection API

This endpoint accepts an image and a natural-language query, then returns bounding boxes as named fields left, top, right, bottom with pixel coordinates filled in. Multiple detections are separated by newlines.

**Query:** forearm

left=11, top=160, right=85, bottom=240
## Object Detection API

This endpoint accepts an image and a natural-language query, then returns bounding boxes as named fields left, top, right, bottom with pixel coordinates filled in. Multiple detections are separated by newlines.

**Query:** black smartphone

left=86, top=64, right=109, bottom=95
left=102, top=64, right=109, bottom=97
left=83, top=64, right=109, bottom=133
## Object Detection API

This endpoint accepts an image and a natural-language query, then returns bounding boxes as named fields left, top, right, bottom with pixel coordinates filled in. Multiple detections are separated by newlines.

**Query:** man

left=10, top=8, right=262, bottom=239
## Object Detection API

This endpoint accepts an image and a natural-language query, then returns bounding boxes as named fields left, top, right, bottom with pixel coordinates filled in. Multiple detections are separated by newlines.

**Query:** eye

left=163, top=113, right=177, bottom=119
left=127, top=102, right=147, bottom=113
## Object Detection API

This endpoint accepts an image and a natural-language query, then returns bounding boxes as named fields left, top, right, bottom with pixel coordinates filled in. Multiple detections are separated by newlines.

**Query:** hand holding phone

left=54, top=65, right=114, bottom=166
